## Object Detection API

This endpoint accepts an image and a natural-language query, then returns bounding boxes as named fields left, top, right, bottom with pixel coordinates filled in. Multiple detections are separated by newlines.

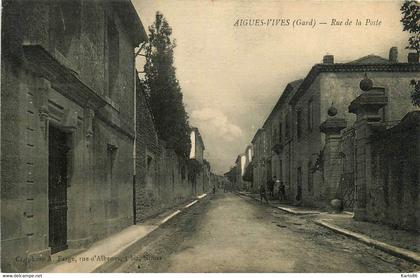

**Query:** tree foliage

left=142, top=12, right=191, bottom=158
left=409, top=80, right=420, bottom=107
left=401, top=0, right=420, bottom=107
left=401, top=0, right=420, bottom=54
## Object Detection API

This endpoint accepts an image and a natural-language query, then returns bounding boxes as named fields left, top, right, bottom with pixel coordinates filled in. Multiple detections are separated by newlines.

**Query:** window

left=296, top=109, right=303, bottom=140
left=107, top=18, right=120, bottom=97
left=278, top=122, right=283, bottom=143
left=285, top=113, right=290, bottom=139
left=272, top=126, right=278, bottom=144
left=279, top=160, right=283, bottom=181
left=308, top=99, right=313, bottom=132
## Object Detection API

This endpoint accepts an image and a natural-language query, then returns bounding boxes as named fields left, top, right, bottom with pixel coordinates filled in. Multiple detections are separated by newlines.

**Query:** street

left=115, top=192, right=419, bottom=273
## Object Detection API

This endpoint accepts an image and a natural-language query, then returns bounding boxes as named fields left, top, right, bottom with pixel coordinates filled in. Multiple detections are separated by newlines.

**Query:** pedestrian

left=260, top=184, right=268, bottom=204
left=279, top=181, right=286, bottom=201
left=267, top=177, right=275, bottom=198
left=274, top=177, right=281, bottom=198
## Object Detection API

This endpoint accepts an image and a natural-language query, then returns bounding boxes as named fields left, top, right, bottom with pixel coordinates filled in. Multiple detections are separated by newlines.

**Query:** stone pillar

left=65, top=105, right=93, bottom=249
left=348, top=78, right=388, bottom=221
left=74, top=105, right=95, bottom=246
left=26, top=77, right=51, bottom=270
left=319, top=105, right=347, bottom=207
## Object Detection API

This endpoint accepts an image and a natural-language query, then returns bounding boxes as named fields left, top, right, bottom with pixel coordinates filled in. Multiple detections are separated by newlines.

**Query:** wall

left=320, top=72, right=420, bottom=128
left=367, top=112, right=420, bottom=231
left=1, top=0, right=140, bottom=271
left=289, top=70, right=419, bottom=208
left=292, top=77, right=323, bottom=206
left=135, top=83, right=197, bottom=222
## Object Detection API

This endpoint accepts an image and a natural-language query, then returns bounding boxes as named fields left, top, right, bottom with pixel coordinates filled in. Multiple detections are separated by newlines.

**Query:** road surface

left=115, top=192, right=419, bottom=272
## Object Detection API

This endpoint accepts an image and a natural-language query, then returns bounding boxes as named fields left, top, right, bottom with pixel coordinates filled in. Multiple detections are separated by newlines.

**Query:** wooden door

left=48, top=125, right=68, bottom=254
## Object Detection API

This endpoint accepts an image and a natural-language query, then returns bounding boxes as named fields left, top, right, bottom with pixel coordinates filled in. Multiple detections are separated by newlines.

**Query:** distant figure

left=274, top=177, right=280, bottom=198
left=279, top=181, right=286, bottom=201
left=267, top=177, right=275, bottom=198
left=260, top=184, right=268, bottom=204
left=212, top=184, right=216, bottom=194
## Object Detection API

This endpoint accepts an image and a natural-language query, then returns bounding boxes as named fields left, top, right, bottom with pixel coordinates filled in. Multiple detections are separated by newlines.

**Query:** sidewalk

left=315, top=213, right=420, bottom=265
left=237, top=190, right=420, bottom=265
left=35, top=194, right=208, bottom=273
left=236, top=191, right=321, bottom=215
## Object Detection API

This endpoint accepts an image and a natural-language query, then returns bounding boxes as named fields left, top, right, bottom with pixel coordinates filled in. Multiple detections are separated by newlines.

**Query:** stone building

left=189, top=127, right=205, bottom=163
left=242, top=145, right=254, bottom=187
left=1, top=0, right=147, bottom=271
left=288, top=52, right=419, bottom=208
left=232, top=153, right=248, bottom=190
left=258, top=80, right=302, bottom=199
left=251, top=128, right=266, bottom=193
left=319, top=77, right=420, bottom=231
left=248, top=49, right=419, bottom=209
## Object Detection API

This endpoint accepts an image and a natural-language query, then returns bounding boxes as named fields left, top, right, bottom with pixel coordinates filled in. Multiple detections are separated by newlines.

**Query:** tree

left=142, top=12, right=191, bottom=157
left=401, top=0, right=420, bottom=107
left=401, top=0, right=420, bottom=54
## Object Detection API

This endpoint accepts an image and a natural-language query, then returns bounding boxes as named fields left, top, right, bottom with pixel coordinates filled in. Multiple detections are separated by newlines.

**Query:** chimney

left=323, top=55, right=334, bottom=64
left=408, top=52, right=419, bottom=63
left=388, top=47, right=398, bottom=63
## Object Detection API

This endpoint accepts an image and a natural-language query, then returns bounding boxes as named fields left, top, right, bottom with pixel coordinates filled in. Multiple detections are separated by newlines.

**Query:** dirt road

left=115, top=192, right=419, bottom=272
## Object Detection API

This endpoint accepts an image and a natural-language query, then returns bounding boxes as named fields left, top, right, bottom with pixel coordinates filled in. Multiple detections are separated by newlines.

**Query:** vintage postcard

left=1, top=0, right=419, bottom=276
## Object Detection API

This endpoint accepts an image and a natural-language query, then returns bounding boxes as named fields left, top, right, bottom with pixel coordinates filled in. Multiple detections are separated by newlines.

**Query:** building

left=1, top=0, right=147, bottom=271
left=251, top=128, right=266, bottom=193
left=289, top=51, right=419, bottom=208
left=189, top=127, right=205, bottom=163
left=248, top=48, right=419, bottom=209
left=189, top=127, right=210, bottom=195
left=242, top=145, right=254, bottom=187
left=259, top=80, right=303, bottom=199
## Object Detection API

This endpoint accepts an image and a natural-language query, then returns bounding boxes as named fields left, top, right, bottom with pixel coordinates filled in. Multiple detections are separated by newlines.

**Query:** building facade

left=289, top=52, right=420, bottom=208
left=251, top=129, right=266, bottom=193
left=189, top=127, right=205, bottom=163
left=1, top=0, right=147, bottom=271
left=247, top=49, right=419, bottom=210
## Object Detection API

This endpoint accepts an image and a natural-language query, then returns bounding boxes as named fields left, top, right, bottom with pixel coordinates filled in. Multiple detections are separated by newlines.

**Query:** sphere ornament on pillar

left=360, top=73, right=373, bottom=91
left=327, top=102, right=338, bottom=117
left=330, top=198, right=343, bottom=212
left=320, top=102, right=347, bottom=134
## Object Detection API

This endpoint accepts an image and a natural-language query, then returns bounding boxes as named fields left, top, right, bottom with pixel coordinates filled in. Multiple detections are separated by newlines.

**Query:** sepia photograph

left=1, top=0, right=419, bottom=276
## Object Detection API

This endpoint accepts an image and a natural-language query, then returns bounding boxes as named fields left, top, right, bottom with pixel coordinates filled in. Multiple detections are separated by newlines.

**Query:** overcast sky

left=132, top=0, right=410, bottom=174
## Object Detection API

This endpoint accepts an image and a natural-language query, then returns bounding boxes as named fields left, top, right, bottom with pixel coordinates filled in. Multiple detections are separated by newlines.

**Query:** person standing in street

left=267, top=177, right=275, bottom=198
left=274, top=177, right=281, bottom=199
left=279, top=181, right=286, bottom=201
left=260, top=184, right=269, bottom=204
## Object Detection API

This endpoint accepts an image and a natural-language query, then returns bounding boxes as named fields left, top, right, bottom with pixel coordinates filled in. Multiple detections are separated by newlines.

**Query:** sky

left=132, top=0, right=411, bottom=174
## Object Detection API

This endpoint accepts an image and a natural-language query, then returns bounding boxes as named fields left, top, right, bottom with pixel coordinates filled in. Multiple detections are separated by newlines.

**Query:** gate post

left=348, top=77, right=388, bottom=221
left=319, top=104, right=347, bottom=207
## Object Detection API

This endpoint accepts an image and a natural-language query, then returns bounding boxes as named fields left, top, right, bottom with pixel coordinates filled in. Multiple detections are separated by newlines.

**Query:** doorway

left=48, top=125, right=69, bottom=254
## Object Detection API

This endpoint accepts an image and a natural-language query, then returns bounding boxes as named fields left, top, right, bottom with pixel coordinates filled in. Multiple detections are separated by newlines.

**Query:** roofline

left=251, top=128, right=265, bottom=144
left=290, top=62, right=420, bottom=105
left=191, top=127, right=205, bottom=150
left=261, top=82, right=297, bottom=129
left=113, top=0, right=148, bottom=46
